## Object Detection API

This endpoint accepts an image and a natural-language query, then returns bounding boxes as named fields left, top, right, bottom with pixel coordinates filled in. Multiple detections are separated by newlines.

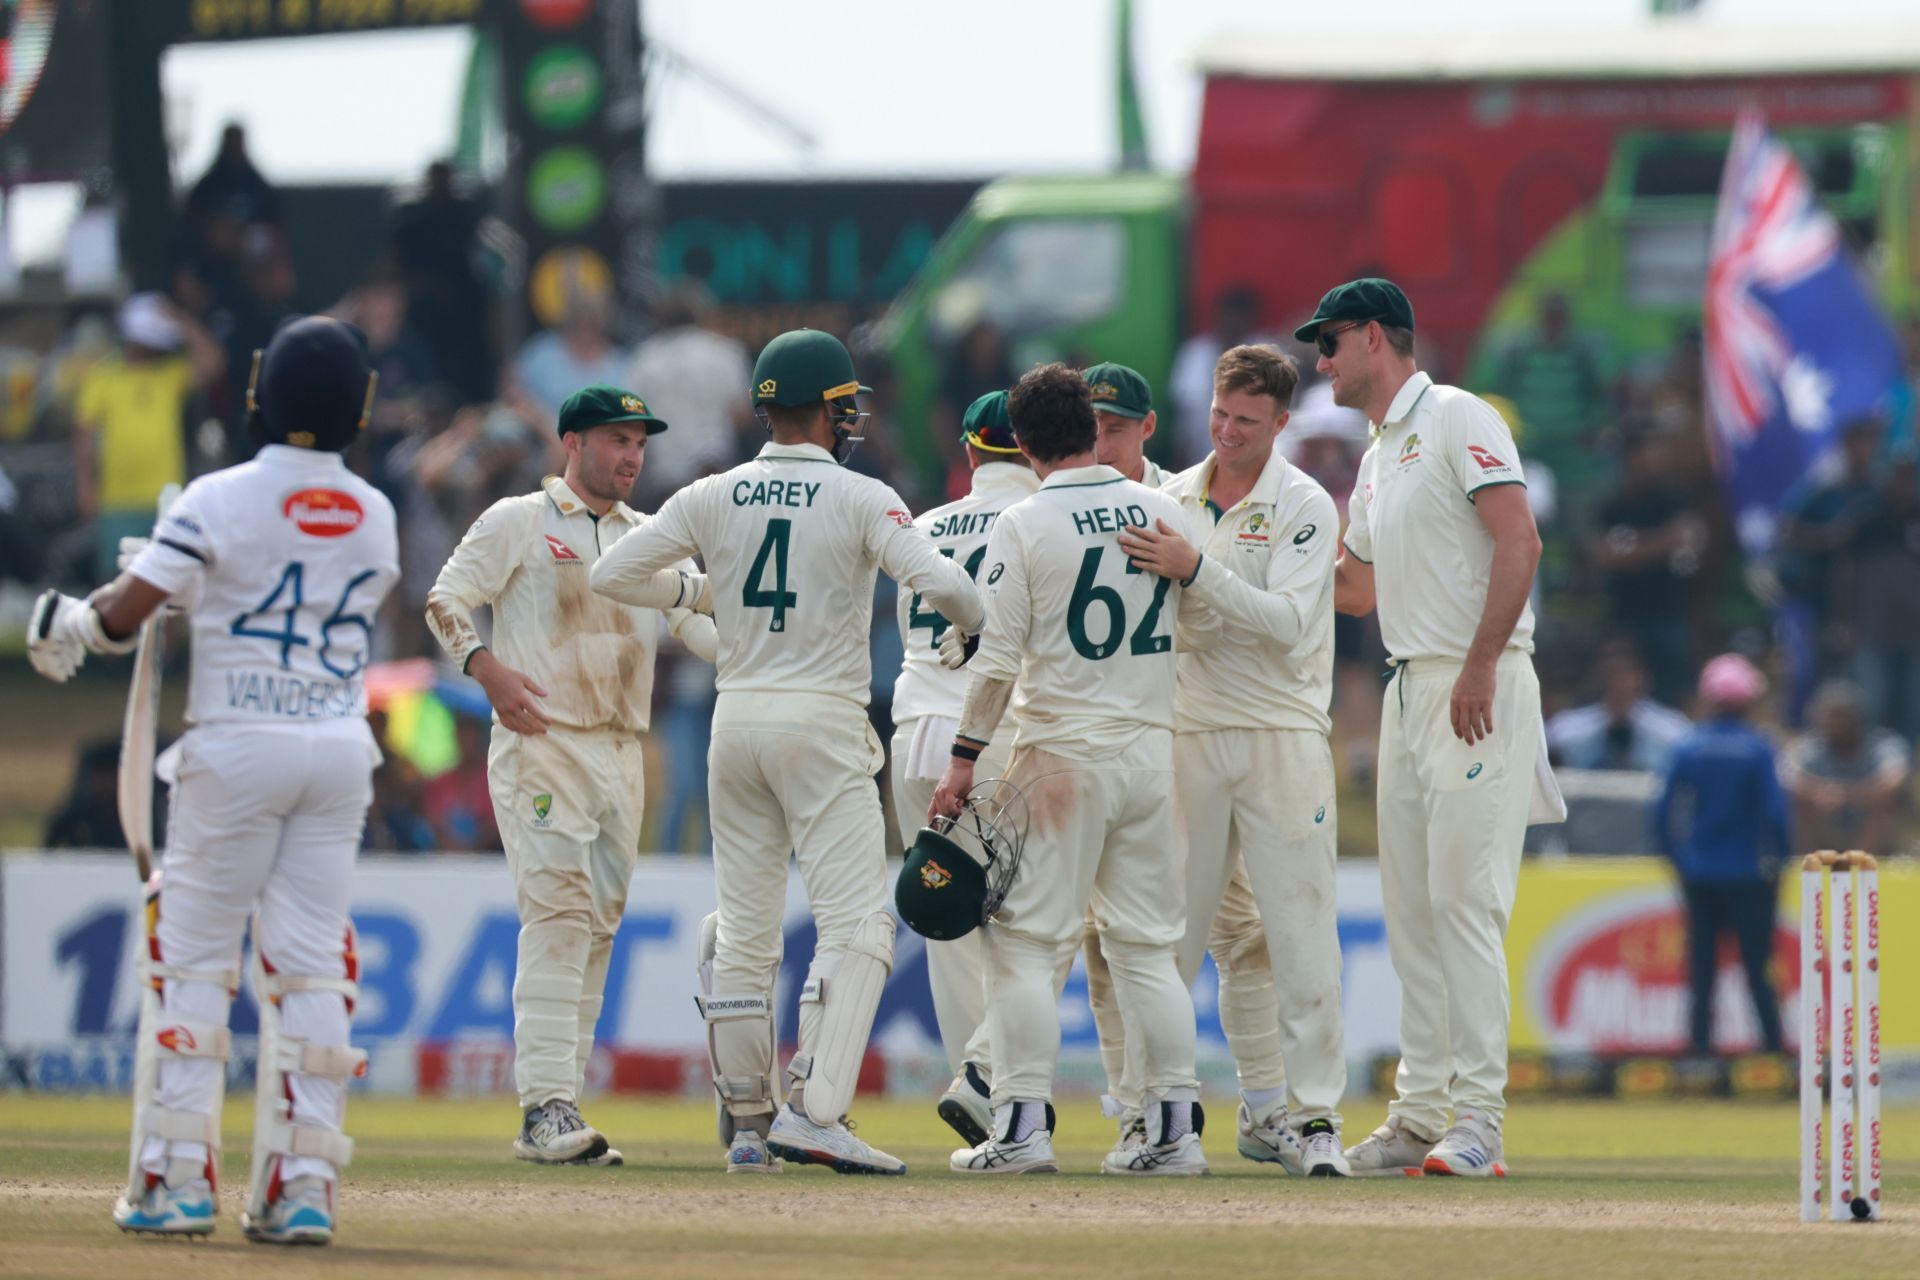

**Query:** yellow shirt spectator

left=76, top=355, right=193, bottom=512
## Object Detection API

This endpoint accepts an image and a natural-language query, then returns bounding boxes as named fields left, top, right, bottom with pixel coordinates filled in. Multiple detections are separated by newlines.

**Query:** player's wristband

left=1180, top=556, right=1204, bottom=588
left=462, top=646, right=487, bottom=675
left=951, top=741, right=983, bottom=763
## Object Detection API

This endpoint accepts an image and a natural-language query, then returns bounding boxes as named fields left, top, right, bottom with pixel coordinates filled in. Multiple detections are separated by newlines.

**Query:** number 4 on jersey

left=743, top=518, right=798, bottom=632
left=909, top=545, right=988, bottom=647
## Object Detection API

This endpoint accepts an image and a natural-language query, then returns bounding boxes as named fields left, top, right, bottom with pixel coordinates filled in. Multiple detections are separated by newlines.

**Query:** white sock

left=1241, top=1086, right=1286, bottom=1118
left=1162, top=1101, right=1194, bottom=1142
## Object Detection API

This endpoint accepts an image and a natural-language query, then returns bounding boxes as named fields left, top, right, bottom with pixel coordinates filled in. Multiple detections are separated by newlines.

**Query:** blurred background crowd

left=5, top=127, right=1919, bottom=864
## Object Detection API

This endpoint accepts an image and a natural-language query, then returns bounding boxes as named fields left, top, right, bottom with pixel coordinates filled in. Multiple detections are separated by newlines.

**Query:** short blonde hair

left=1212, top=344, right=1299, bottom=409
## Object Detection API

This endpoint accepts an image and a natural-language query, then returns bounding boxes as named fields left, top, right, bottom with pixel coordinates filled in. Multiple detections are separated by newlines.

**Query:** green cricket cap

left=556, top=384, right=669, bottom=438
left=961, top=390, right=1020, bottom=453
left=1083, top=361, right=1153, bottom=420
left=1293, top=278, right=1415, bottom=342
left=895, top=828, right=991, bottom=942
left=751, top=329, right=871, bottom=407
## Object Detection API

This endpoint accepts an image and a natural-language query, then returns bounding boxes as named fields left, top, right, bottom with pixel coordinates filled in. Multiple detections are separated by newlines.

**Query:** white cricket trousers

left=489, top=727, right=644, bottom=1110
left=147, top=725, right=374, bottom=1184
left=985, top=735, right=1198, bottom=1107
left=1377, top=652, right=1540, bottom=1137
left=1173, top=727, right=1344, bottom=1125
left=708, top=710, right=891, bottom=1086
left=889, top=718, right=1010, bottom=1076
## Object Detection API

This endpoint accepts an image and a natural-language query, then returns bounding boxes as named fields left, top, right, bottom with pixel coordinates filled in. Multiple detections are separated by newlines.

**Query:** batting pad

left=799, top=910, right=894, bottom=1125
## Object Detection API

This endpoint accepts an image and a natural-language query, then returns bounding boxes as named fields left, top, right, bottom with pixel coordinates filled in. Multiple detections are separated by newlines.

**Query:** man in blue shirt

left=1652, top=654, right=1791, bottom=1055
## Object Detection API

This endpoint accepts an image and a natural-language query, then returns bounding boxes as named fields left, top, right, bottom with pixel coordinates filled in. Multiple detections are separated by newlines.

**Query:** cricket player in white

left=1311, top=279, right=1558, bottom=1178
left=28, top=317, right=398, bottom=1245
left=425, top=384, right=716, bottom=1165
left=888, top=389, right=1037, bottom=1147
left=591, top=329, right=981, bottom=1175
left=1119, top=344, right=1350, bottom=1177
left=932, top=363, right=1219, bottom=1177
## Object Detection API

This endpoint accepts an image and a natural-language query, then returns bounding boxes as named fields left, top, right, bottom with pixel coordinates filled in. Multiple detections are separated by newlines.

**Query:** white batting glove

left=116, top=535, right=149, bottom=572
left=675, top=570, right=714, bottom=615
left=938, top=624, right=976, bottom=671
left=27, top=590, right=89, bottom=683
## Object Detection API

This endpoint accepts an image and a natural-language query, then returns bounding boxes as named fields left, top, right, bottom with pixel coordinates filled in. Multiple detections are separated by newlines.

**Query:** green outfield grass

left=2, top=1094, right=1917, bottom=1278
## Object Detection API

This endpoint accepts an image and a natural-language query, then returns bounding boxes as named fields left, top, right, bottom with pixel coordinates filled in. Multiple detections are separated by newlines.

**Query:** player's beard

left=579, top=453, right=640, bottom=506
left=1329, top=364, right=1370, bottom=412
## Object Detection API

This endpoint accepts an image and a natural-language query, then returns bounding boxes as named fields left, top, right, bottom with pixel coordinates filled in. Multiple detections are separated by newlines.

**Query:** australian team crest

left=920, top=858, right=953, bottom=890
left=1397, top=432, right=1422, bottom=465
left=532, top=793, right=554, bottom=827
left=1236, top=511, right=1270, bottom=545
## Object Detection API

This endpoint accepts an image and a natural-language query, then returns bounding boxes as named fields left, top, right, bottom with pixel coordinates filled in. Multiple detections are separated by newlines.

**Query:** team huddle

left=26, top=277, right=1556, bottom=1242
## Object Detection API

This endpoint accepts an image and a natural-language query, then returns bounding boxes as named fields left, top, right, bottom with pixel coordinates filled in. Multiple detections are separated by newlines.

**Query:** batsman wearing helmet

left=28, top=316, right=399, bottom=1245
left=591, top=329, right=982, bottom=1175
left=887, top=389, right=1037, bottom=1145
left=425, top=385, right=717, bottom=1166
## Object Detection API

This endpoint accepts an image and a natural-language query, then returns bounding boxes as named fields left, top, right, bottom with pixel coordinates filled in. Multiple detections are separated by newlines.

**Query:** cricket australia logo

left=532, top=793, right=554, bottom=827
left=1397, top=433, right=1422, bottom=466
left=1236, top=512, right=1270, bottom=546
left=920, top=859, right=953, bottom=890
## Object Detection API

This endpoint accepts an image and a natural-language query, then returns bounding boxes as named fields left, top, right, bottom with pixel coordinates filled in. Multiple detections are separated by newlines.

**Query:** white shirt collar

left=757, top=441, right=838, bottom=464
left=1040, top=463, right=1124, bottom=489
left=541, top=474, right=638, bottom=523
left=971, top=460, right=1041, bottom=497
left=1375, top=370, right=1434, bottom=432
left=257, top=444, right=346, bottom=469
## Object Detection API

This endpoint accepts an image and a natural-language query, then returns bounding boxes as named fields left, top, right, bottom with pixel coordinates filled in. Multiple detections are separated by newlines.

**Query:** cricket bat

left=117, top=483, right=180, bottom=883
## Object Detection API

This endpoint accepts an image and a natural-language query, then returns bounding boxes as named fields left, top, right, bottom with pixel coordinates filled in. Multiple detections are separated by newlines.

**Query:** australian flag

left=1704, top=111, right=1904, bottom=555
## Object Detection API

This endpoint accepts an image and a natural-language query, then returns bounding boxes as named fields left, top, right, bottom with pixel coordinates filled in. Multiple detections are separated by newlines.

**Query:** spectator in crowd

left=1491, top=291, right=1611, bottom=508
left=391, top=160, right=496, bottom=404
left=1653, top=654, right=1790, bottom=1056
left=0, top=460, right=40, bottom=584
left=1547, top=641, right=1692, bottom=773
left=73, top=293, right=225, bottom=578
left=1170, top=284, right=1272, bottom=466
left=1782, top=679, right=1912, bottom=857
left=43, top=739, right=167, bottom=850
left=1777, top=417, right=1883, bottom=721
left=422, top=714, right=501, bottom=852
left=508, top=291, right=631, bottom=430
left=1588, top=430, right=1707, bottom=707
left=185, top=124, right=283, bottom=235
left=1836, top=445, right=1920, bottom=743
left=364, top=709, right=435, bottom=853
left=625, top=282, right=753, bottom=504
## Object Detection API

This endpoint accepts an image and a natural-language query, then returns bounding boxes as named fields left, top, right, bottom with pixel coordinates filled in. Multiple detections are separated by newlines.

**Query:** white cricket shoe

left=1236, top=1101, right=1307, bottom=1174
left=951, top=1101, right=1058, bottom=1174
left=1422, top=1111, right=1507, bottom=1178
left=1344, top=1115, right=1434, bottom=1178
left=1103, top=1109, right=1147, bottom=1163
left=766, top=1106, right=906, bottom=1176
left=937, top=1062, right=993, bottom=1147
left=513, top=1098, right=609, bottom=1164
left=1300, top=1118, right=1351, bottom=1177
left=1102, top=1101, right=1209, bottom=1177
left=113, top=1174, right=216, bottom=1238
left=725, top=1131, right=781, bottom=1174
left=241, top=1175, right=333, bottom=1246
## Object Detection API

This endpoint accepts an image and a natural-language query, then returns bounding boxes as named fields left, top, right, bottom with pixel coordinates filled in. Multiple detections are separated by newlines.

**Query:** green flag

left=1116, top=0, right=1148, bottom=170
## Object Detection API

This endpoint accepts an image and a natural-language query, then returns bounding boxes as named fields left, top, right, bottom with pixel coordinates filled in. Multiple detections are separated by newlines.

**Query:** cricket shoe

left=1344, top=1115, right=1434, bottom=1177
left=513, top=1098, right=609, bottom=1164
left=113, top=1174, right=216, bottom=1238
left=241, top=1175, right=334, bottom=1246
left=1236, top=1101, right=1307, bottom=1174
left=1104, top=1108, right=1147, bottom=1164
left=766, top=1106, right=906, bottom=1175
left=1300, top=1119, right=1351, bottom=1177
left=1422, top=1111, right=1507, bottom=1178
left=951, top=1101, right=1058, bottom=1175
left=725, top=1131, right=781, bottom=1174
left=570, top=1147, right=624, bottom=1167
left=1102, top=1101, right=1209, bottom=1177
left=937, top=1061, right=994, bottom=1147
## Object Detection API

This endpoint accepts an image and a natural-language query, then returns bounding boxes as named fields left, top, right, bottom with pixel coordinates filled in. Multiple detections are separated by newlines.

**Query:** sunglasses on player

left=1315, top=320, right=1375, bottom=358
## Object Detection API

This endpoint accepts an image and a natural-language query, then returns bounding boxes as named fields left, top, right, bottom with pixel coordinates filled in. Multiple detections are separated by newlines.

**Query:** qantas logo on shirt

left=886, top=508, right=914, bottom=528
left=545, top=535, right=582, bottom=562
left=283, top=489, right=364, bottom=537
left=1467, top=445, right=1511, bottom=472
left=156, top=1026, right=197, bottom=1053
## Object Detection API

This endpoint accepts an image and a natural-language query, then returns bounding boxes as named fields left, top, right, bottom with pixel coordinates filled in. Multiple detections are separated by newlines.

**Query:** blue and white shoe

left=1236, top=1101, right=1307, bottom=1174
left=726, top=1131, right=781, bottom=1174
left=113, top=1176, right=216, bottom=1237
left=241, top=1175, right=334, bottom=1246
left=1422, top=1112, right=1507, bottom=1178
left=766, top=1106, right=906, bottom=1175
